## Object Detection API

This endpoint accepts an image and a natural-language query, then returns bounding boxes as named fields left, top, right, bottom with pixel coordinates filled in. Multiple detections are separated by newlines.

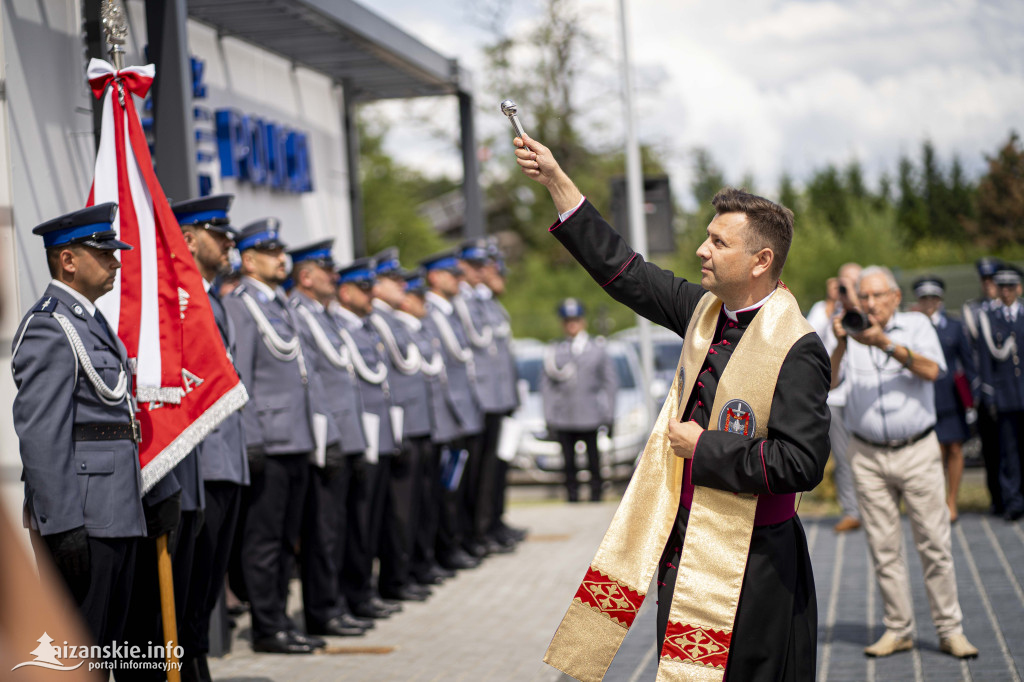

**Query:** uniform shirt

left=840, top=311, right=947, bottom=442
left=371, top=299, right=432, bottom=439
left=976, top=299, right=1024, bottom=412
left=426, top=291, right=484, bottom=436
left=541, top=331, right=617, bottom=431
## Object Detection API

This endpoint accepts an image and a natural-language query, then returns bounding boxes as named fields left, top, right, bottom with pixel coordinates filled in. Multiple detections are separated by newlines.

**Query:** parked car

left=612, top=325, right=684, bottom=404
left=507, top=338, right=653, bottom=484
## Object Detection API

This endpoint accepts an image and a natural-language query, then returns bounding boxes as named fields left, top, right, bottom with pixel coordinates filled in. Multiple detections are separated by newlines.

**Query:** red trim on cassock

left=602, top=253, right=637, bottom=288
left=574, top=566, right=645, bottom=627
left=548, top=195, right=587, bottom=231
left=661, top=620, right=732, bottom=669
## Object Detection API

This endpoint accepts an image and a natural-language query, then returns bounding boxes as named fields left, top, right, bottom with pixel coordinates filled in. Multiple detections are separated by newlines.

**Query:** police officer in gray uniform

left=541, top=298, right=618, bottom=502
left=370, top=249, right=435, bottom=601
left=963, top=257, right=1005, bottom=514
left=397, top=269, right=459, bottom=584
left=423, top=250, right=485, bottom=570
left=287, top=239, right=373, bottom=637
left=455, top=240, right=513, bottom=555
left=12, top=203, right=148, bottom=651
left=977, top=265, right=1024, bottom=521
left=222, top=220, right=324, bottom=654
left=172, top=195, right=251, bottom=678
left=333, top=258, right=402, bottom=620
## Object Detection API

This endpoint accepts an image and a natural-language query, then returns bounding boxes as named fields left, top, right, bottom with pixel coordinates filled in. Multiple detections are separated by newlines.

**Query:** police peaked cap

left=420, top=249, right=463, bottom=275
left=558, top=298, right=585, bottom=319
left=337, top=257, right=377, bottom=285
left=459, top=238, right=492, bottom=264
left=912, top=277, right=945, bottom=299
left=372, top=247, right=403, bottom=277
left=976, top=257, right=1003, bottom=279
left=171, top=194, right=237, bottom=237
left=288, top=239, right=335, bottom=269
left=993, top=266, right=1023, bottom=287
left=33, top=202, right=132, bottom=251
left=403, top=267, right=427, bottom=296
left=236, top=218, right=286, bottom=252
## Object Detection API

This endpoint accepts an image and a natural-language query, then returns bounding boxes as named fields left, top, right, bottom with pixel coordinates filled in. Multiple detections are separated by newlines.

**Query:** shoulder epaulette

left=31, top=296, right=56, bottom=314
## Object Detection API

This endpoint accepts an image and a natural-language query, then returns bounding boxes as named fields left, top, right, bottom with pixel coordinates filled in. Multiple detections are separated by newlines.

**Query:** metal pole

left=618, top=0, right=655, bottom=419
left=459, top=91, right=484, bottom=239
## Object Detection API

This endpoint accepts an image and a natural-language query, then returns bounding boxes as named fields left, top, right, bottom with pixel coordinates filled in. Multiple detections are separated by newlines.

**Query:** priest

left=515, top=134, right=831, bottom=682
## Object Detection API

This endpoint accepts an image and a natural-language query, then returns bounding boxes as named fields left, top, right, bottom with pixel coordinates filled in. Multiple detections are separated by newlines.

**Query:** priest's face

left=695, top=212, right=759, bottom=303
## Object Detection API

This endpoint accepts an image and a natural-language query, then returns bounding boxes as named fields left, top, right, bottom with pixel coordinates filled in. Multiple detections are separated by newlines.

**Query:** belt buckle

left=130, top=418, right=142, bottom=445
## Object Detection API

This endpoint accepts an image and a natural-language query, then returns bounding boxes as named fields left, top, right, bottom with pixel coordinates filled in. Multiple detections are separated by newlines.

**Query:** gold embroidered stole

left=544, top=288, right=811, bottom=682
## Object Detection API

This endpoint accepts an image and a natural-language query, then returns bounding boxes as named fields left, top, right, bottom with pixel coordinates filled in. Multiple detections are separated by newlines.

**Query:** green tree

left=778, top=172, right=798, bottom=212
left=805, top=164, right=850, bottom=233
left=969, top=131, right=1024, bottom=248
left=896, top=154, right=928, bottom=242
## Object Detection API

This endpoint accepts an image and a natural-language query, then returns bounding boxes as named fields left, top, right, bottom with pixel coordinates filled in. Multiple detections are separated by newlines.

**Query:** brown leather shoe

left=939, top=633, right=979, bottom=659
left=834, top=516, right=862, bottom=532
left=864, top=631, right=913, bottom=657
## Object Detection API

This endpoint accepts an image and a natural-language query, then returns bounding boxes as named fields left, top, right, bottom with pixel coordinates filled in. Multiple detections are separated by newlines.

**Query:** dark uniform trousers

left=435, top=440, right=467, bottom=561
left=301, top=454, right=356, bottom=628
left=979, top=407, right=1003, bottom=513
left=458, top=432, right=487, bottom=551
left=556, top=429, right=602, bottom=502
left=379, top=435, right=429, bottom=592
left=411, top=440, right=442, bottom=577
left=341, top=456, right=390, bottom=607
left=244, top=453, right=309, bottom=639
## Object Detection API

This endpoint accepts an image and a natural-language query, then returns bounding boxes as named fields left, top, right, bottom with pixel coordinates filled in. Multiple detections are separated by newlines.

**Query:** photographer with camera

left=830, top=266, right=977, bottom=660
left=808, top=263, right=864, bottom=532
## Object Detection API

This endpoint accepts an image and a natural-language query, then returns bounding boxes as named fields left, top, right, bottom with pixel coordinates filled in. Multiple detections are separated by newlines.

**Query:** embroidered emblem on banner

left=660, top=621, right=731, bottom=668
left=718, top=399, right=755, bottom=437
left=573, top=566, right=645, bottom=628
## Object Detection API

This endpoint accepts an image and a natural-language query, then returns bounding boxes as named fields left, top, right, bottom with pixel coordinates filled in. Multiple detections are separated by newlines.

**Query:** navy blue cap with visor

left=403, top=267, right=427, bottom=296
left=976, top=257, right=1003, bottom=279
left=33, top=202, right=132, bottom=251
left=459, top=238, right=491, bottom=264
left=236, top=218, right=285, bottom=252
left=373, top=247, right=403, bottom=277
left=420, top=249, right=463, bottom=275
left=558, top=298, right=585, bottom=319
left=171, top=194, right=237, bottom=237
left=994, top=266, right=1022, bottom=287
left=288, top=239, right=335, bottom=269
left=913, top=277, right=945, bottom=299
left=337, top=257, right=377, bottom=286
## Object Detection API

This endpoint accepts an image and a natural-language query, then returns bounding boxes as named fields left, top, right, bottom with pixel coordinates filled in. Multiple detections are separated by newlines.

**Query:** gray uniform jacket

left=333, top=306, right=398, bottom=456
left=408, top=312, right=463, bottom=444
left=290, top=292, right=368, bottom=455
left=426, top=292, right=484, bottom=436
left=455, top=284, right=508, bottom=414
left=371, top=300, right=432, bottom=439
left=223, top=278, right=315, bottom=455
left=197, top=288, right=249, bottom=485
left=541, top=334, right=617, bottom=431
left=12, top=283, right=147, bottom=538
left=481, top=292, right=519, bottom=414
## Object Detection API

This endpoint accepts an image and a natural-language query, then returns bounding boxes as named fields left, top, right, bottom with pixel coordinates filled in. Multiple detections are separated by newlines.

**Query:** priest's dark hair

left=712, top=188, right=794, bottom=280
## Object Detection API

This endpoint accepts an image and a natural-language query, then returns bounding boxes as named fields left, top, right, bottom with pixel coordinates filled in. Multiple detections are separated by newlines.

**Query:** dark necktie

left=93, top=308, right=118, bottom=345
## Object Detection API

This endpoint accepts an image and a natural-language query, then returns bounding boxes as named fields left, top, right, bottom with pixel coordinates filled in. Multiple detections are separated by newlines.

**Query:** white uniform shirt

left=840, top=311, right=947, bottom=443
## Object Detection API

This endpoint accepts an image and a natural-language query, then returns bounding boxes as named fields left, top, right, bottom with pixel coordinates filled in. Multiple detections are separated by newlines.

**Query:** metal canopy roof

left=186, top=0, right=471, bottom=102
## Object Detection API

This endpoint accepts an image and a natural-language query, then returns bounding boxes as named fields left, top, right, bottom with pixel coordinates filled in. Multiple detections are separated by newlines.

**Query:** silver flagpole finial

left=500, top=99, right=527, bottom=140
left=101, top=0, right=128, bottom=70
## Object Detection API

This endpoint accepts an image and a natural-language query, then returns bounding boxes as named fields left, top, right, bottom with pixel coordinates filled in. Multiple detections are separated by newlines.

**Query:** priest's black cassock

left=550, top=200, right=831, bottom=681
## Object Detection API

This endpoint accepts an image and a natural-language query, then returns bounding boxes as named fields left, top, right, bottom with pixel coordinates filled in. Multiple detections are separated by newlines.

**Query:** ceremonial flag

left=86, top=58, right=248, bottom=492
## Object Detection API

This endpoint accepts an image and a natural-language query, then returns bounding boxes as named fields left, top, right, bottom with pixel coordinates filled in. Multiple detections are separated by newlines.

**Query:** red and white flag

left=86, top=58, right=248, bottom=492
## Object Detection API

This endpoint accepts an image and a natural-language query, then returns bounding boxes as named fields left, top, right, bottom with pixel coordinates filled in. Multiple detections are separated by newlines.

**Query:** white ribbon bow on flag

left=86, top=58, right=248, bottom=491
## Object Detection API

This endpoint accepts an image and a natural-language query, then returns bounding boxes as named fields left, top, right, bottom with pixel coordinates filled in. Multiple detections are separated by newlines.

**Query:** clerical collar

left=426, top=291, right=454, bottom=315
left=51, top=279, right=96, bottom=316
left=722, top=289, right=776, bottom=322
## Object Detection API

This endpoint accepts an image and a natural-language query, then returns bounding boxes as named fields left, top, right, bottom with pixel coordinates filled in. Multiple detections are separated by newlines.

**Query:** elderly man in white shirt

left=830, top=265, right=978, bottom=660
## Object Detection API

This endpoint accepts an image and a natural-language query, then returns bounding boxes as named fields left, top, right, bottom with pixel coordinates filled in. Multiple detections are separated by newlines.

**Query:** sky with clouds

left=362, top=0, right=1024, bottom=207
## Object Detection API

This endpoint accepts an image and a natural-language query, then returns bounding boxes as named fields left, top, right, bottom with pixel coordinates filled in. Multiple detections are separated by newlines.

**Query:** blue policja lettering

left=215, top=108, right=313, bottom=193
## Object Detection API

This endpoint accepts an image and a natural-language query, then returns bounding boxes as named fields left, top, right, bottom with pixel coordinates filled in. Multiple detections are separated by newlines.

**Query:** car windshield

left=654, top=341, right=683, bottom=372
left=516, top=351, right=636, bottom=392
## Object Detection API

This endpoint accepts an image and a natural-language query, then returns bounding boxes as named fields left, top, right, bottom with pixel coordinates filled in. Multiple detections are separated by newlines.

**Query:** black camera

left=841, top=309, right=871, bottom=334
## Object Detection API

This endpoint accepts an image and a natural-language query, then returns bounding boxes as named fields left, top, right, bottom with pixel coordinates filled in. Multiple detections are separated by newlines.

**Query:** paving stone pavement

left=208, top=505, right=1024, bottom=682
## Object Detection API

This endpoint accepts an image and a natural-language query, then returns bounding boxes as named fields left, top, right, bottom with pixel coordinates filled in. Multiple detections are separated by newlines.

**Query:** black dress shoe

left=195, top=653, right=212, bottom=682
left=351, top=600, right=393, bottom=619
left=252, top=630, right=315, bottom=654
left=180, top=655, right=201, bottom=682
left=433, top=564, right=457, bottom=578
left=370, top=595, right=403, bottom=613
left=381, top=584, right=431, bottom=602
left=439, top=548, right=481, bottom=570
left=463, top=541, right=490, bottom=558
left=339, top=612, right=375, bottom=629
left=413, top=567, right=446, bottom=585
left=308, top=616, right=366, bottom=637
left=484, top=537, right=515, bottom=555
left=1006, top=508, right=1024, bottom=522
left=289, top=630, right=326, bottom=649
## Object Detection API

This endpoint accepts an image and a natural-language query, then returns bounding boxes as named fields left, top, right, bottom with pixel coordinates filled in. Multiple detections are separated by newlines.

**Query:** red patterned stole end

left=573, top=566, right=645, bottom=628
left=660, top=621, right=732, bottom=669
